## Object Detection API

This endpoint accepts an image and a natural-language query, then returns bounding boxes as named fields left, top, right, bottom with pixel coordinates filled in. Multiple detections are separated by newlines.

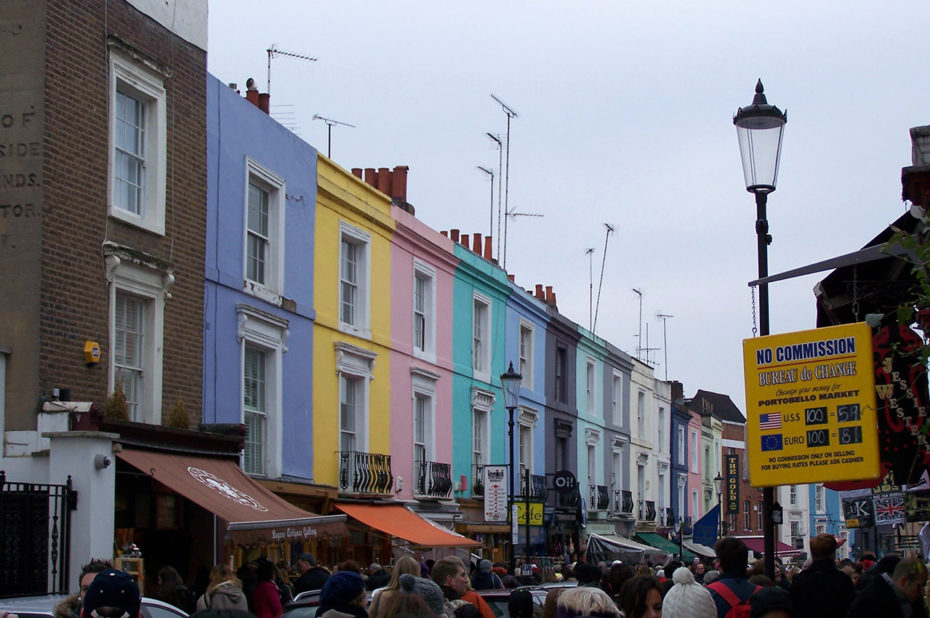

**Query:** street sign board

left=483, top=465, right=508, bottom=523
left=743, top=322, right=881, bottom=486
left=515, top=501, right=544, bottom=525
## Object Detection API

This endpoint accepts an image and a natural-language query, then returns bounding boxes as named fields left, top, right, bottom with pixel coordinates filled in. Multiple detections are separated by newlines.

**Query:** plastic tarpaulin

left=586, top=533, right=668, bottom=565
left=636, top=532, right=697, bottom=562
left=683, top=539, right=716, bottom=558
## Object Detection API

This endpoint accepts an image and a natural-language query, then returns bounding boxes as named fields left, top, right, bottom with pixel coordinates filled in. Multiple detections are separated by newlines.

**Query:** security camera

left=94, top=454, right=112, bottom=470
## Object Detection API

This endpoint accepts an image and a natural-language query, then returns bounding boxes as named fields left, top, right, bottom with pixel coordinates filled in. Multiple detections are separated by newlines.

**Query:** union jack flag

left=873, top=493, right=905, bottom=525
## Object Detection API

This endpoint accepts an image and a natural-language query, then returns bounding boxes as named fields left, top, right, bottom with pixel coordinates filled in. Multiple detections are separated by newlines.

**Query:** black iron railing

left=415, top=460, right=452, bottom=499
left=339, top=451, right=393, bottom=496
left=589, top=485, right=609, bottom=510
left=472, top=464, right=485, bottom=496
left=663, top=507, right=675, bottom=526
left=0, top=471, right=73, bottom=596
left=614, top=489, right=633, bottom=514
left=646, top=500, right=656, bottom=521
left=520, top=474, right=547, bottom=500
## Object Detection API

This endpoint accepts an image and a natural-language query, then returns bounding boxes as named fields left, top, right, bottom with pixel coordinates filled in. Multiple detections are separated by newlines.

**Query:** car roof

left=0, top=595, right=187, bottom=618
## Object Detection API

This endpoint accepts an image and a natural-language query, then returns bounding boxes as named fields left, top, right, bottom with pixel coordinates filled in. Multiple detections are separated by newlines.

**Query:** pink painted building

left=388, top=193, right=460, bottom=524
left=687, top=408, right=705, bottom=525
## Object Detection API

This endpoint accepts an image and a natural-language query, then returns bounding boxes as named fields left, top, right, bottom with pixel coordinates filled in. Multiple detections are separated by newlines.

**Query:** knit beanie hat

left=399, top=573, right=444, bottom=615
left=320, top=571, right=365, bottom=606
left=661, top=567, right=716, bottom=618
left=478, top=559, right=492, bottom=574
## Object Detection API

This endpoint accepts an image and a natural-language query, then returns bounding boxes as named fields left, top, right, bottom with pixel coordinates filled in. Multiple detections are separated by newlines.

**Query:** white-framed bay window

left=412, top=261, right=436, bottom=359
left=339, top=223, right=371, bottom=337
left=238, top=304, right=288, bottom=477
left=108, top=50, right=166, bottom=235
left=243, top=157, right=286, bottom=301
left=106, top=251, right=171, bottom=424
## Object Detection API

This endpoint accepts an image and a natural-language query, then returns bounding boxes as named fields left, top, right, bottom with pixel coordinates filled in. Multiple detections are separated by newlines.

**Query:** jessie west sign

left=743, top=322, right=880, bottom=486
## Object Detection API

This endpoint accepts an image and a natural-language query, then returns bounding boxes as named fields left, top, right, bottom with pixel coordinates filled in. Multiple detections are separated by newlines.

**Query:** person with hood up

left=196, top=565, right=249, bottom=612
left=662, top=567, right=716, bottom=618
left=317, top=571, right=369, bottom=618
left=469, top=560, right=503, bottom=590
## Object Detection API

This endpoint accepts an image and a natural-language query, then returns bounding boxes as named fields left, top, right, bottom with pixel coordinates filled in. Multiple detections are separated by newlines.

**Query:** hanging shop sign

left=483, top=465, right=508, bottom=523
left=743, top=322, right=880, bottom=486
left=725, top=454, right=740, bottom=514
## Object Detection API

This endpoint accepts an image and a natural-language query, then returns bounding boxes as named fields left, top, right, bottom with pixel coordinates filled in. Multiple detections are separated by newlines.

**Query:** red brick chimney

left=450, top=229, right=460, bottom=243
left=484, top=236, right=493, bottom=260
left=461, top=234, right=470, bottom=248
left=472, top=233, right=482, bottom=254
left=351, top=168, right=363, bottom=179
left=377, top=167, right=392, bottom=195
left=258, top=93, right=270, bottom=114
left=393, top=166, right=409, bottom=202
left=535, top=284, right=544, bottom=300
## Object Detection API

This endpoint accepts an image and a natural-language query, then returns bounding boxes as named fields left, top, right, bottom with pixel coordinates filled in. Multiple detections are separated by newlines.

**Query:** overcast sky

left=207, top=1, right=930, bottom=412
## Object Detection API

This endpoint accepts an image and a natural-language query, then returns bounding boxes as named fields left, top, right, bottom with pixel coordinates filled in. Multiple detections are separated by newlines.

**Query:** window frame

left=519, top=321, right=534, bottom=390
left=412, top=260, right=436, bottom=360
left=107, top=255, right=168, bottom=425
left=517, top=407, right=538, bottom=480
left=108, top=51, right=166, bottom=235
left=338, top=223, right=372, bottom=337
left=636, top=390, right=646, bottom=439
left=611, top=372, right=623, bottom=427
left=585, top=358, right=596, bottom=414
left=411, top=367, right=439, bottom=464
left=243, top=344, right=268, bottom=476
left=237, top=304, right=287, bottom=478
left=471, top=293, right=491, bottom=380
left=243, top=157, right=286, bottom=301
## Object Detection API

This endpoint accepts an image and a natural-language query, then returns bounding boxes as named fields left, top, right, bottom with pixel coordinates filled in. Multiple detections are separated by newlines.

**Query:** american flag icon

left=759, top=413, right=782, bottom=430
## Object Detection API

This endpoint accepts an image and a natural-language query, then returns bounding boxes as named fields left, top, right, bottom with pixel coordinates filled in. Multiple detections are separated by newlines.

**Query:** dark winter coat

left=788, top=558, right=855, bottom=618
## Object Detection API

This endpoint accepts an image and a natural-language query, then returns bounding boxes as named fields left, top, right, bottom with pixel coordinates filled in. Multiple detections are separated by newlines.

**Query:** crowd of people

left=58, top=534, right=930, bottom=618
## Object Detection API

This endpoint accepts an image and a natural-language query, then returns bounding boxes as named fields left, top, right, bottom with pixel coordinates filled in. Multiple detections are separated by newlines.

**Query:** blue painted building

left=670, top=382, right=691, bottom=531
left=204, top=76, right=318, bottom=484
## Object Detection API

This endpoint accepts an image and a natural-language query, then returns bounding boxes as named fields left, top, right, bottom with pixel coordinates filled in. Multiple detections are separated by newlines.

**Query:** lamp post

left=713, top=473, right=724, bottom=538
left=500, top=361, right=522, bottom=576
left=734, top=79, right=787, bottom=580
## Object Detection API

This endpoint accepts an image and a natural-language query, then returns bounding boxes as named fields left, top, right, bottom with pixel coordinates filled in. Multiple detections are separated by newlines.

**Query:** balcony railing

left=472, top=464, right=485, bottom=496
left=558, top=488, right=580, bottom=508
left=415, top=460, right=453, bottom=499
left=646, top=500, right=656, bottom=521
left=663, top=507, right=675, bottom=527
left=588, top=484, right=609, bottom=510
left=339, top=451, right=393, bottom=496
left=613, top=489, right=634, bottom=514
left=520, top=474, right=548, bottom=501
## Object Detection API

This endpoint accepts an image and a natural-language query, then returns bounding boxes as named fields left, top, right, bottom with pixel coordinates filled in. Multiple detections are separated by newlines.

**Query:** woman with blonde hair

left=556, top=586, right=621, bottom=618
left=369, top=556, right=421, bottom=618
left=197, top=564, right=249, bottom=611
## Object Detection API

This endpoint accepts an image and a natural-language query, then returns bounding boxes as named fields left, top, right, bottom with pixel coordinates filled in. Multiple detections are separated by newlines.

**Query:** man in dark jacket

left=294, top=553, right=330, bottom=594
left=788, top=534, right=854, bottom=618
left=847, top=556, right=928, bottom=618
left=431, top=557, right=480, bottom=618
left=707, top=537, right=759, bottom=618
left=365, top=563, right=390, bottom=591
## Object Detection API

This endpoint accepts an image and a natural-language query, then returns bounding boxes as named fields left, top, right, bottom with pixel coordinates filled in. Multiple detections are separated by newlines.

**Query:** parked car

left=0, top=594, right=188, bottom=618
left=282, top=589, right=321, bottom=618
left=476, top=586, right=547, bottom=618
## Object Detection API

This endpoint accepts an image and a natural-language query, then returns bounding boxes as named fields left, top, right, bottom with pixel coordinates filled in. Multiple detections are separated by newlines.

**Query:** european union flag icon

left=761, top=434, right=783, bottom=452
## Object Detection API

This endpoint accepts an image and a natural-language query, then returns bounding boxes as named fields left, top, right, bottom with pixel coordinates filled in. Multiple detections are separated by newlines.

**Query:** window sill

left=109, top=208, right=165, bottom=236
left=243, top=280, right=283, bottom=306
left=339, top=322, right=371, bottom=340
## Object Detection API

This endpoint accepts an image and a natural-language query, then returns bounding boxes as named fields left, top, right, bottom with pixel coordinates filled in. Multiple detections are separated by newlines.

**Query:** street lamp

left=734, top=79, right=787, bottom=580
left=713, top=473, right=725, bottom=538
left=500, top=361, right=522, bottom=576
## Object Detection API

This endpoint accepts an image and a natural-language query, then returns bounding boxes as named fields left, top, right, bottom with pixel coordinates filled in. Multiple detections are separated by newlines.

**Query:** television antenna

left=477, top=166, right=495, bottom=248
left=592, top=223, right=614, bottom=334
left=312, top=114, right=356, bottom=158
left=266, top=44, right=316, bottom=95
left=656, top=312, right=674, bottom=380
left=585, top=248, right=595, bottom=331
left=490, top=94, right=518, bottom=269
left=486, top=133, right=503, bottom=260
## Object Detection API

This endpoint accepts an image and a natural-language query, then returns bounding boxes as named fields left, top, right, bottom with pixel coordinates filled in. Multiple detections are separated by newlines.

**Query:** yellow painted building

left=313, top=155, right=396, bottom=492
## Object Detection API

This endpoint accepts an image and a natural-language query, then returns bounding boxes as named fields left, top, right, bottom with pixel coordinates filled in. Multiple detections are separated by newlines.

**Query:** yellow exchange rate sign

left=743, top=322, right=881, bottom=487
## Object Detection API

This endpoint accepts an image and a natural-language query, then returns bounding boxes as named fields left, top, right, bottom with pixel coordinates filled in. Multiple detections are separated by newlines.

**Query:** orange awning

left=118, top=448, right=347, bottom=545
left=336, top=502, right=481, bottom=548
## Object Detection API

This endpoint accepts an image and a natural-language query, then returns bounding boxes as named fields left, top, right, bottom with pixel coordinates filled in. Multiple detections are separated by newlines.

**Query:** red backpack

left=706, top=581, right=761, bottom=618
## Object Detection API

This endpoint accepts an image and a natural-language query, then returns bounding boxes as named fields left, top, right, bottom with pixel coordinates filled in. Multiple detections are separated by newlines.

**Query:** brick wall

left=38, top=0, right=206, bottom=422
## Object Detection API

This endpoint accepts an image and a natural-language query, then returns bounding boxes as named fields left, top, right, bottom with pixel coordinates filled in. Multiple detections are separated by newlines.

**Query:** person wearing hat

left=662, top=567, right=716, bottom=618
left=374, top=573, right=444, bottom=618
left=317, top=570, right=369, bottom=618
left=469, top=560, right=502, bottom=590
left=81, top=569, right=142, bottom=618
left=788, top=534, right=853, bottom=618
left=749, top=586, right=793, bottom=618
left=507, top=589, right=534, bottom=618
left=366, top=564, right=390, bottom=592
left=294, top=553, right=331, bottom=594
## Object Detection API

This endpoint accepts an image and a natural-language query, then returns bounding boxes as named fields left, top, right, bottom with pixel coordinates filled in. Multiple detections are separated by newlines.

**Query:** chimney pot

left=450, top=229, right=460, bottom=242
left=258, top=93, right=270, bottom=114
left=507, top=274, right=515, bottom=282
left=245, top=89, right=260, bottom=108
left=392, top=165, right=409, bottom=201
left=377, top=167, right=392, bottom=195
left=535, top=284, right=544, bottom=299
left=351, top=168, right=363, bottom=179
left=440, top=230, right=448, bottom=237
left=461, top=234, right=470, bottom=248
left=472, top=233, right=482, bottom=253
left=484, top=236, right=493, bottom=260
left=364, top=168, right=376, bottom=186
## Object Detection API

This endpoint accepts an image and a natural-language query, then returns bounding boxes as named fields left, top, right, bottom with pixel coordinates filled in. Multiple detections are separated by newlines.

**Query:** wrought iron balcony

left=682, top=516, right=693, bottom=535
left=519, top=474, right=547, bottom=500
left=613, top=489, right=634, bottom=514
left=558, top=487, right=580, bottom=508
left=663, top=507, right=675, bottom=527
left=339, top=451, right=393, bottom=496
left=472, top=464, right=485, bottom=496
left=588, top=485, right=609, bottom=510
left=638, top=499, right=646, bottom=520
left=415, top=460, right=453, bottom=499
left=646, top=500, right=656, bottom=521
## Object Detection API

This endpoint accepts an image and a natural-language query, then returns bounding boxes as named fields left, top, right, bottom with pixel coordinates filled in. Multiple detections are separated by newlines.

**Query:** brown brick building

left=0, top=0, right=207, bottom=434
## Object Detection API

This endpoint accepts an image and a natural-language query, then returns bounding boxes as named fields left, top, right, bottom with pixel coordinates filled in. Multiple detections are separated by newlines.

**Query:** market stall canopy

left=682, top=539, right=716, bottom=558
left=636, top=532, right=696, bottom=562
left=586, top=533, right=668, bottom=565
left=118, top=448, right=347, bottom=545
left=737, top=536, right=805, bottom=558
left=335, top=502, right=481, bottom=548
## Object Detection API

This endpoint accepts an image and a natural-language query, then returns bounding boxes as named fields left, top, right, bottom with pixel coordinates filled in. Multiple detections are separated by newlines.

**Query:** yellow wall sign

left=743, top=322, right=881, bottom=486
left=515, top=502, right=544, bottom=526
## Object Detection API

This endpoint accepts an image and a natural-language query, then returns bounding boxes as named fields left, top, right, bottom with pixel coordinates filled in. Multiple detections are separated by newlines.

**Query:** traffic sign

left=743, top=322, right=881, bottom=486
